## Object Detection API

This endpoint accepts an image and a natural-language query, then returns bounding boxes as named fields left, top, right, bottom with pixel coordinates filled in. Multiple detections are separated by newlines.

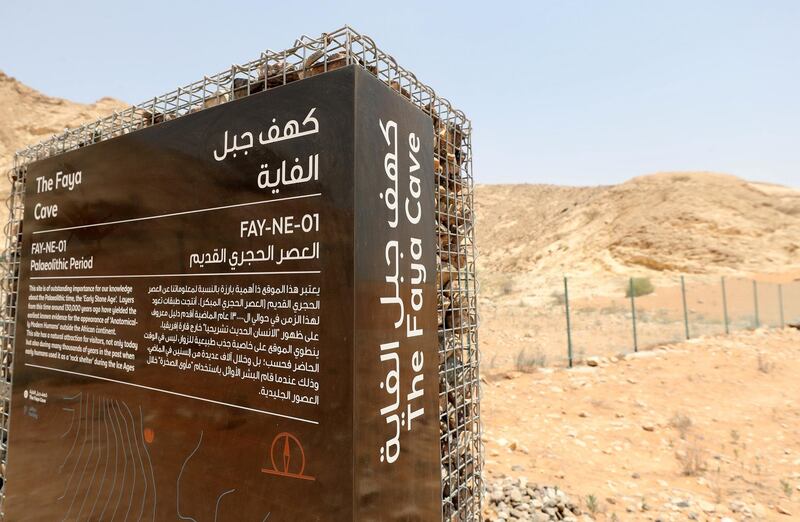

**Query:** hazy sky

left=2, top=1, right=798, bottom=187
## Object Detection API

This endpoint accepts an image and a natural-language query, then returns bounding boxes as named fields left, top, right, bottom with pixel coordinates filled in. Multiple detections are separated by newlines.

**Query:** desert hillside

left=476, top=174, right=800, bottom=297
left=0, top=70, right=126, bottom=174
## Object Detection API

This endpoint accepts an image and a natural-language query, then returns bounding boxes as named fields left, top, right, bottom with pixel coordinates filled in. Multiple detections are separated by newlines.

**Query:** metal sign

left=5, top=65, right=440, bottom=520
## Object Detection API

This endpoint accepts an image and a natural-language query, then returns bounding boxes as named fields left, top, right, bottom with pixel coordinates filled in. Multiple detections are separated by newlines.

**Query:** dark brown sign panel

left=6, top=66, right=439, bottom=521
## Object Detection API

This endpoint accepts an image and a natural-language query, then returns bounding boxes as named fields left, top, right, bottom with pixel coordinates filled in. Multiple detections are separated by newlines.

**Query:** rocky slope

left=0, top=70, right=126, bottom=175
left=475, top=173, right=800, bottom=300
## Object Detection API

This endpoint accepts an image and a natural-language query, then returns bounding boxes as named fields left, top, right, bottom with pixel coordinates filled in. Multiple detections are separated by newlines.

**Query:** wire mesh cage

left=1, top=26, right=481, bottom=520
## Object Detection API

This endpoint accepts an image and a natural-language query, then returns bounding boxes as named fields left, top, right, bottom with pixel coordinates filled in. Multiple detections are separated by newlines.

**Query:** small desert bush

left=600, top=305, right=626, bottom=315
left=669, top=412, right=693, bottom=439
left=550, top=289, right=566, bottom=306
left=781, top=479, right=794, bottom=498
left=585, top=494, right=599, bottom=516
left=626, top=277, right=655, bottom=298
left=499, top=277, right=515, bottom=296
left=757, top=352, right=774, bottom=374
left=514, top=348, right=546, bottom=371
left=676, top=437, right=706, bottom=476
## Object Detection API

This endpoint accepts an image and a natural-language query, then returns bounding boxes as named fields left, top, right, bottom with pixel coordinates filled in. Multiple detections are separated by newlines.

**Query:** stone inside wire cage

left=2, top=26, right=481, bottom=520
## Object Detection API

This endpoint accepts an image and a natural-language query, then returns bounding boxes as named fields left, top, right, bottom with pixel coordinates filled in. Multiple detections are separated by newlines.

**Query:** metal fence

left=483, top=275, right=799, bottom=373
left=1, top=26, right=481, bottom=520
left=512, top=275, right=800, bottom=369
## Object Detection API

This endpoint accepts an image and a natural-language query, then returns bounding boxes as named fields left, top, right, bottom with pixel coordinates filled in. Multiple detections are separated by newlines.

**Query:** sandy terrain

left=483, top=328, right=800, bottom=521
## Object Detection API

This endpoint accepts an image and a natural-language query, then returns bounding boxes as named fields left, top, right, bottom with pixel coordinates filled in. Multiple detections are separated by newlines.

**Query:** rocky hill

left=475, top=173, right=800, bottom=294
left=0, top=70, right=126, bottom=174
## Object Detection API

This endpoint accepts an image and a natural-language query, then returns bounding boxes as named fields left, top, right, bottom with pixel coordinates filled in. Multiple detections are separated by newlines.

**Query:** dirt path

left=482, top=328, right=800, bottom=521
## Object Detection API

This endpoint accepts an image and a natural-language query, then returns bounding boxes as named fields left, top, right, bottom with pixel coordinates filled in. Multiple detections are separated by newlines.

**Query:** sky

left=2, top=0, right=798, bottom=187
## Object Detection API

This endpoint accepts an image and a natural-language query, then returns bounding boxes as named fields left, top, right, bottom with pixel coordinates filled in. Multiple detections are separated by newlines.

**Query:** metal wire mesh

left=0, top=163, right=23, bottom=508
left=1, top=26, right=481, bottom=520
left=542, top=275, right=800, bottom=368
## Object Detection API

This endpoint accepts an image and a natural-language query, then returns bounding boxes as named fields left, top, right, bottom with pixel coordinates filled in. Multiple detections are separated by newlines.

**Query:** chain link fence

left=556, top=275, right=798, bottom=368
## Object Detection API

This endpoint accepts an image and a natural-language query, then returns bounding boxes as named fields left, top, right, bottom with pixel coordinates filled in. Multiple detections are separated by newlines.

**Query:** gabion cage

left=1, top=26, right=481, bottom=520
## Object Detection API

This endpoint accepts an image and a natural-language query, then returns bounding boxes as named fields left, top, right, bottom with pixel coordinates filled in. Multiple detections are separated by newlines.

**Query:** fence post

left=778, top=284, right=785, bottom=328
left=680, top=275, right=690, bottom=339
left=753, top=280, right=760, bottom=329
left=564, top=277, right=573, bottom=368
left=629, top=277, right=638, bottom=352
left=721, top=276, right=730, bottom=334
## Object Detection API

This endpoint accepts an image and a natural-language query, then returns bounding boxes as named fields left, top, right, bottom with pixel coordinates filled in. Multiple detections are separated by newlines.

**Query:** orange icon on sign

left=261, top=432, right=315, bottom=481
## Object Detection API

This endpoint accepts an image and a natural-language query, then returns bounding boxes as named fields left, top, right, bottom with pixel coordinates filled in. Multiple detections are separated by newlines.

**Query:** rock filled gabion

left=485, top=478, right=581, bottom=522
left=2, top=27, right=481, bottom=519
left=434, top=115, right=480, bottom=521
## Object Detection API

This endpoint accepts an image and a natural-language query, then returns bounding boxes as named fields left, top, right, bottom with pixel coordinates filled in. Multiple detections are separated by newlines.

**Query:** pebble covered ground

left=484, top=476, right=583, bottom=521
left=481, top=328, right=800, bottom=521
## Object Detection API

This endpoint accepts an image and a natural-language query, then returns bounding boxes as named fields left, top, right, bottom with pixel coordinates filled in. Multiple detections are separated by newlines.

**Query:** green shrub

left=585, top=494, right=599, bottom=516
left=625, top=277, right=655, bottom=298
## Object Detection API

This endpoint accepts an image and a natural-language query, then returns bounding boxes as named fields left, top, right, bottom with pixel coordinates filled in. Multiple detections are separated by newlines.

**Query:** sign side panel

left=353, top=68, right=440, bottom=521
